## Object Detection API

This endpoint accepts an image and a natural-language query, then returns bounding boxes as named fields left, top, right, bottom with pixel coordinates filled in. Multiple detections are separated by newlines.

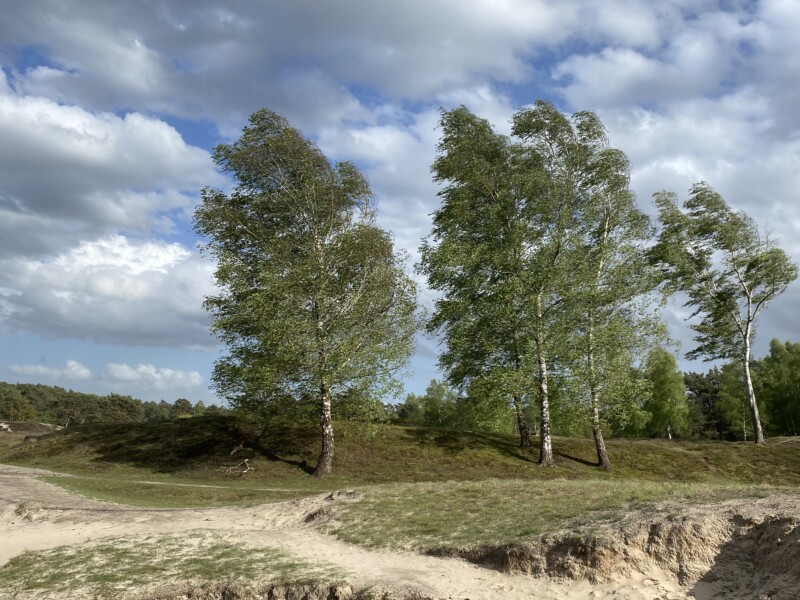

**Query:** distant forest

left=0, top=381, right=221, bottom=426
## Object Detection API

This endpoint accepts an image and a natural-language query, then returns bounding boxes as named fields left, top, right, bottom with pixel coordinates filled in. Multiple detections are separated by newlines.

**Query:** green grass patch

left=2, top=415, right=799, bottom=509
left=40, top=474, right=317, bottom=508
left=0, top=533, right=345, bottom=599
left=327, top=478, right=784, bottom=552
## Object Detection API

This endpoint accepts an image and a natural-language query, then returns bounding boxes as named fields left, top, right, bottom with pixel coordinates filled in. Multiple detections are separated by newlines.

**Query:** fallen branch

left=215, top=459, right=255, bottom=478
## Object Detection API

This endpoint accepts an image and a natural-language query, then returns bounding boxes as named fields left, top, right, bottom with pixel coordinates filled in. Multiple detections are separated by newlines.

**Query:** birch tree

left=420, top=106, right=541, bottom=451
left=544, top=110, right=658, bottom=468
left=195, top=109, right=418, bottom=478
left=650, top=183, right=797, bottom=444
left=421, top=103, right=583, bottom=464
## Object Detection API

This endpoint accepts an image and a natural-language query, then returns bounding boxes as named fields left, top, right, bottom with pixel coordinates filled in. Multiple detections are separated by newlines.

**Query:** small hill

left=2, top=414, right=799, bottom=487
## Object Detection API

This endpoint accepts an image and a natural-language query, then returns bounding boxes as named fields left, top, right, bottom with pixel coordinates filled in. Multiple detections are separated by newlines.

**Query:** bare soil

left=1, top=463, right=798, bottom=599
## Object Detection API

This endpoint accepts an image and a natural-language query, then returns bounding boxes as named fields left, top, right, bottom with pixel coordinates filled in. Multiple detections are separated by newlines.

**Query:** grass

left=39, top=473, right=317, bottom=508
left=4, top=415, right=800, bottom=489
left=326, top=478, right=783, bottom=552
left=0, top=532, right=346, bottom=599
left=1, top=415, right=799, bottom=553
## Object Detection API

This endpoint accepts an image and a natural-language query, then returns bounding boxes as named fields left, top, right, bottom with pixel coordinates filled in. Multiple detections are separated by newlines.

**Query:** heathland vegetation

left=3, top=412, right=797, bottom=598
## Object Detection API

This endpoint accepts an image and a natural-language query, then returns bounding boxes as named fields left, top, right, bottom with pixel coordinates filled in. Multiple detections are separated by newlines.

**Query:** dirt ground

left=1, top=463, right=798, bottom=599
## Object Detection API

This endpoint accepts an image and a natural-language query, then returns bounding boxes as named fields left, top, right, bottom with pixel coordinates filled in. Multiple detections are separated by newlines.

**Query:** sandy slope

left=1, top=463, right=797, bottom=599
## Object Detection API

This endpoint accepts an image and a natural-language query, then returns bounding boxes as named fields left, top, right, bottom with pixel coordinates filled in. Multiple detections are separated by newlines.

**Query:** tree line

left=194, top=102, right=797, bottom=477
left=395, top=336, right=800, bottom=442
left=0, top=382, right=220, bottom=426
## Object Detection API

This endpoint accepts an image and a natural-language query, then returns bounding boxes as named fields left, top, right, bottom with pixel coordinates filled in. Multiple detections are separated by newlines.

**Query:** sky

left=1, top=0, right=800, bottom=404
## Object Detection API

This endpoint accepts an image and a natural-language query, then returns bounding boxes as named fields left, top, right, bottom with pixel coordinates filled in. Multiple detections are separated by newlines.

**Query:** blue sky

left=1, top=1, right=800, bottom=403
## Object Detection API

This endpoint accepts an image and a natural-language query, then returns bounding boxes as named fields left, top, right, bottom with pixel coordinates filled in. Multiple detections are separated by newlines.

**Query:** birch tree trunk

left=587, top=315, right=611, bottom=469
left=535, top=294, right=554, bottom=466
left=314, top=382, right=335, bottom=478
left=742, top=326, right=765, bottom=445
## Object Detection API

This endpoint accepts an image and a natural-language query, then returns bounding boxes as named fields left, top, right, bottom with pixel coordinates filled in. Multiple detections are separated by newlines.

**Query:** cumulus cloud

left=104, top=362, right=203, bottom=390
left=0, top=1, right=572, bottom=118
left=2, top=0, right=800, bottom=395
left=0, top=91, right=219, bottom=258
left=554, top=10, right=750, bottom=109
left=0, top=236, right=217, bottom=348
left=10, top=359, right=91, bottom=380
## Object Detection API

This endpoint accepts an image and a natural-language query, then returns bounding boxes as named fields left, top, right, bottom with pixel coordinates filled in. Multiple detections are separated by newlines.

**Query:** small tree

left=171, top=398, right=194, bottom=418
left=396, top=393, right=424, bottom=424
left=651, top=183, right=797, bottom=444
left=195, top=109, right=418, bottom=478
left=718, top=361, right=762, bottom=440
left=420, top=379, right=457, bottom=427
left=643, top=348, right=689, bottom=439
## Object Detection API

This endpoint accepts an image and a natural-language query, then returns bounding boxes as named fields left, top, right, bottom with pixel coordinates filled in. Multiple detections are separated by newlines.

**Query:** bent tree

left=195, top=109, right=418, bottom=478
left=515, top=105, right=658, bottom=469
left=651, top=183, right=797, bottom=444
left=419, top=106, right=557, bottom=456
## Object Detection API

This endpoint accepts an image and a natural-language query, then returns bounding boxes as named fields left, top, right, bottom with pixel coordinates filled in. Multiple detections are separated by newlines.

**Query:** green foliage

left=420, top=379, right=458, bottom=427
left=456, top=377, right=514, bottom=433
left=419, top=106, right=543, bottom=438
left=0, top=381, right=211, bottom=425
left=652, top=183, right=797, bottom=362
left=642, top=348, right=690, bottom=438
left=332, top=388, right=388, bottom=423
left=194, top=108, right=418, bottom=431
left=760, top=339, right=800, bottom=436
left=420, top=101, right=662, bottom=464
left=172, top=397, right=194, bottom=417
left=395, top=393, right=423, bottom=423
left=0, top=386, right=38, bottom=421
left=718, top=361, right=758, bottom=441
left=686, top=342, right=800, bottom=440
left=394, top=380, right=458, bottom=428
left=684, top=368, right=727, bottom=439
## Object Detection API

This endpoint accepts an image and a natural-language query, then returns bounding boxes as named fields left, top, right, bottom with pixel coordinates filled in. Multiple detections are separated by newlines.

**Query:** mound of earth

left=445, top=494, right=800, bottom=600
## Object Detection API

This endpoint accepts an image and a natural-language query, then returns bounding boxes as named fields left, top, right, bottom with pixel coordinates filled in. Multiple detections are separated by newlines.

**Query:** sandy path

left=0, top=463, right=736, bottom=599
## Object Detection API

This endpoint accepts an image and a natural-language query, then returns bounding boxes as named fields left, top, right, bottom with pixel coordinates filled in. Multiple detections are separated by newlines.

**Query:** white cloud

left=104, top=363, right=203, bottom=390
left=0, top=91, right=219, bottom=258
left=554, top=11, right=748, bottom=109
left=0, top=0, right=576, bottom=131
left=10, top=359, right=91, bottom=380
left=0, top=236, right=216, bottom=348
left=2, top=0, right=800, bottom=397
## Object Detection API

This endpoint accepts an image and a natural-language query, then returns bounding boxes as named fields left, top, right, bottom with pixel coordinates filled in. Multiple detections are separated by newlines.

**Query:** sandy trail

left=0, top=463, right=793, bottom=599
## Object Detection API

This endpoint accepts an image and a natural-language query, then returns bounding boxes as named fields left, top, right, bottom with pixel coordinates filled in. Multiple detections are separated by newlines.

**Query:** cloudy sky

left=1, top=1, right=799, bottom=403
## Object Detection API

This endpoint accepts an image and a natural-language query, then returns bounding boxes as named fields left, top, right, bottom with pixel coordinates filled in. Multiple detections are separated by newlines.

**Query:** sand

left=1, top=463, right=798, bottom=599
